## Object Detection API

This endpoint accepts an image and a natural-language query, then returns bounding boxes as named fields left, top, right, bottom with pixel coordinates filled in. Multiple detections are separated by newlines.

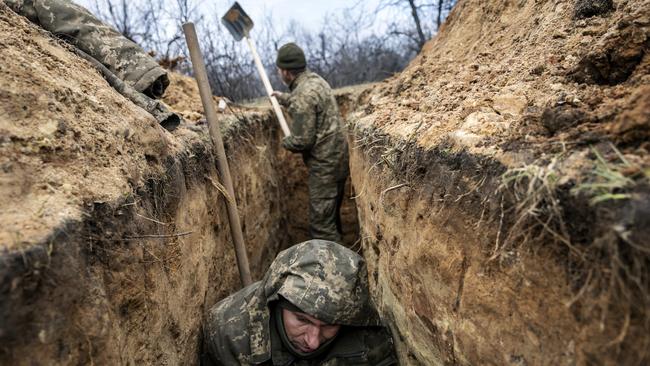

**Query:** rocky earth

left=1, top=0, right=649, bottom=365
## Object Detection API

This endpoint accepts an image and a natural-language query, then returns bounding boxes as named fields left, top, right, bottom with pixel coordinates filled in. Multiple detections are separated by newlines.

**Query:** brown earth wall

left=347, top=121, right=648, bottom=365
left=0, top=114, right=295, bottom=365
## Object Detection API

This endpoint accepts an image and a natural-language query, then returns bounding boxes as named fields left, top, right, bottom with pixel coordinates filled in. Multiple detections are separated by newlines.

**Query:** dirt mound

left=163, top=72, right=244, bottom=123
left=0, top=3, right=173, bottom=250
left=349, top=0, right=649, bottom=364
left=163, top=72, right=209, bottom=122
left=362, top=0, right=649, bottom=153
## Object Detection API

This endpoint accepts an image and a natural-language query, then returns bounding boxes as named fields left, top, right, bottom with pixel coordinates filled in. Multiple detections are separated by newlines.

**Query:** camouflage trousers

left=309, top=177, right=347, bottom=243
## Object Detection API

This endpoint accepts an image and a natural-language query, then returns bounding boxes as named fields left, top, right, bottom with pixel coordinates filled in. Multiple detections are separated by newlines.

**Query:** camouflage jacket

left=204, top=240, right=398, bottom=365
left=278, top=71, right=349, bottom=187
left=5, top=0, right=168, bottom=98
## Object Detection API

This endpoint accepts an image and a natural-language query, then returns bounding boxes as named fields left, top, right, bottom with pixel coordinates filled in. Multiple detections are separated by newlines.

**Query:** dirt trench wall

left=0, top=6, right=295, bottom=361
left=343, top=0, right=649, bottom=364
left=348, top=126, right=572, bottom=365
left=348, top=121, right=648, bottom=366
left=0, top=112, right=293, bottom=364
left=0, top=4, right=366, bottom=363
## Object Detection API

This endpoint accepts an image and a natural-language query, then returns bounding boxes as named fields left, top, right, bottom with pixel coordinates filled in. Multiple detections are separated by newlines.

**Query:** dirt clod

left=541, top=104, right=587, bottom=134
left=574, top=0, right=615, bottom=19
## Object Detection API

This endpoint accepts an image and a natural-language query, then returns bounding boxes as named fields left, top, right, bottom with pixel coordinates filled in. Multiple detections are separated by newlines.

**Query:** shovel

left=222, top=2, right=291, bottom=137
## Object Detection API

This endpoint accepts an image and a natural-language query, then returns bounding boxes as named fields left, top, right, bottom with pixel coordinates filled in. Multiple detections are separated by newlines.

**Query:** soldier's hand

left=272, top=91, right=290, bottom=107
left=281, top=136, right=291, bottom=150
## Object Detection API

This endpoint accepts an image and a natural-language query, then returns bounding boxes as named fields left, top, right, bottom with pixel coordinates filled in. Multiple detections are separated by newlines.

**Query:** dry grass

left=493, top=155, right=578, bottom=260
left=497, top=144, right=650, bottom=351
left=572, top=144, right=637, bottom=205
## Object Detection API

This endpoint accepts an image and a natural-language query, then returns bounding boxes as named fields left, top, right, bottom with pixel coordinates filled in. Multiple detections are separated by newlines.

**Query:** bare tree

left=407, top=0, right=427, bottom=50
left=91, top=0, right=155, bottom=44
left=377, top=0, right=457, bottom=51
left=436, top=0, right=456, bottom=30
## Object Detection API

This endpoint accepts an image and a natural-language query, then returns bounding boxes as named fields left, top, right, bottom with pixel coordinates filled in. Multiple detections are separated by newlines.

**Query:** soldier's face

left=278, top=68, right=292, bottom=86
left=282, top=309, right=341, bottom=353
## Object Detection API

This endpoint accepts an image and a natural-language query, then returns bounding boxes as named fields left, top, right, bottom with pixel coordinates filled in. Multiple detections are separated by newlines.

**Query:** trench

left=2, top=2, right=649, bottom=363
left=3, top=84, right=646, bottom=366
left=0, top=96, right=362, bottom=365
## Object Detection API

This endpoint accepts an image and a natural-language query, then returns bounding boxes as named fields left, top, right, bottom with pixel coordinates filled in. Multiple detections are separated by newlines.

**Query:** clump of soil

left=574, top=0, right=614, bottom=19
left=163, top=72, right=252, bottom=123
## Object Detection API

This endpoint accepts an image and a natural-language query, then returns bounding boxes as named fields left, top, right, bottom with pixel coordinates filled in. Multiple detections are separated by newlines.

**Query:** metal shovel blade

left=221, top=2, right=254, bottom=41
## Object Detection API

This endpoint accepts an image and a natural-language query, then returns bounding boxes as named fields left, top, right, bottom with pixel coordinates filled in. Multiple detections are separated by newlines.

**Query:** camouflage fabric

left=203, top=240, right=397, bottom=365
left=5, top=0, right=168, bottom=98
left=278, top=71, right=349, bottom=242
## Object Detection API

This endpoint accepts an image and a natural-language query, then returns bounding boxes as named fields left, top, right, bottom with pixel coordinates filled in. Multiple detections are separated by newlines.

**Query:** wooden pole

left=183, top=23, right=253, bottom=287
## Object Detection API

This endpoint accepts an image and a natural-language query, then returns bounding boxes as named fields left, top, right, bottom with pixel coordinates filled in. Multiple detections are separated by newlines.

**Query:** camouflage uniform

left=203, top=240, right=397, bottom=365
left=5, top=0, right=168, bottom=98
left=278, top=71, right=349, bottom=242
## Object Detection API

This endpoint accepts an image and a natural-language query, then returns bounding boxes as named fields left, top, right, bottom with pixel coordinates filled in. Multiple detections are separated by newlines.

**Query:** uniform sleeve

left=203, top=302, right=248, bottom=366
left=5, top=0, right=168, bottom=98
left=275, top=92, right=291, bottom=107
left=282, top=91, right=319, bottom=153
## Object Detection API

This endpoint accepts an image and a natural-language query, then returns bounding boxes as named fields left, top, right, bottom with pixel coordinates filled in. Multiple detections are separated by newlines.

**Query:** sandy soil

left=3, top=0, right=648, bottom=364
left=0, top=3, right=173, bottom=250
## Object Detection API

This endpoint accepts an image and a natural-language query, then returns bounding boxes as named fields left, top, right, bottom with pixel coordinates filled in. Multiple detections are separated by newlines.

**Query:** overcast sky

left=238, top=0, right=379, bottom=30
left=76, top=0, right=386, bottom=33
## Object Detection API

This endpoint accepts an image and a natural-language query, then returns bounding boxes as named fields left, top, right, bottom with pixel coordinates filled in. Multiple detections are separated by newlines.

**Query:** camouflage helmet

left=246, top=240, right=380, bottom=363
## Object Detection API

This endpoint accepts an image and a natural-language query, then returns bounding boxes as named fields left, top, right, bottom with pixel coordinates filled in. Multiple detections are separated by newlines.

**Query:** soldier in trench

left=201, top=240, right=398, bottom=366
left=271, top=44, right=349, bottom=243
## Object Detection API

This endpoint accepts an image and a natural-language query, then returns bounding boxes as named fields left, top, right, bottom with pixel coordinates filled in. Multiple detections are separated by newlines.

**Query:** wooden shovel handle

left=245, top=37, right=292, bottom=137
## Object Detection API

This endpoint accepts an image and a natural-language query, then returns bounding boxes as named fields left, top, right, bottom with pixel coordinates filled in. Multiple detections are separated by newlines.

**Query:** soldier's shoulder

left=309, top=72, right=333, bottom=89
left=293, top=72, right=326, bottom=93
left=206, top=283, right=260, bottom=342
left=290, top=74, right=330, bottom=107
left=210, top=284, right=257, bottom=321
left=323, top=326, right=398, bottom=365
left=204, top=284, right=260, bottom=363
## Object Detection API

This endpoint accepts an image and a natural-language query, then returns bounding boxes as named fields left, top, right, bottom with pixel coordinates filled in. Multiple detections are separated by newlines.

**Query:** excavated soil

left=349, top=0, right=649, bottom=365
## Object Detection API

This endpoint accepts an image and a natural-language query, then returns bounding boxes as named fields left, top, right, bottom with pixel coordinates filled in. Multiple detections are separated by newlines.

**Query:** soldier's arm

left=282, top=91, right=319, bottom=152
left=203, top=305, right=249, bottom=366
left=271, top=91, right=290, bottom=107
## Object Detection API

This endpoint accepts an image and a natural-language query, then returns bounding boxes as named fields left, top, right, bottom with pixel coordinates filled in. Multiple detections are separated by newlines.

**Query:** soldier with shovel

left=222, top=3, right=349, bottom=243
left=272, top=44, right=350, bottom=243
